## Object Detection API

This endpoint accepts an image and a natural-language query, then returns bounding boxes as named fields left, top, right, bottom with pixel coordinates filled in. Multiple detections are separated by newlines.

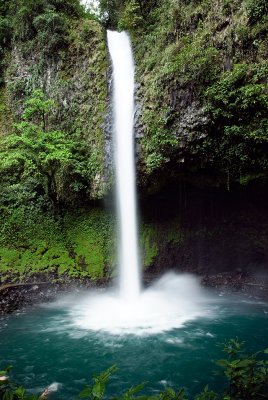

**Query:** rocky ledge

left=0, top=276, right=110, bottom=315
left=1, top=271, right=268, bottom=315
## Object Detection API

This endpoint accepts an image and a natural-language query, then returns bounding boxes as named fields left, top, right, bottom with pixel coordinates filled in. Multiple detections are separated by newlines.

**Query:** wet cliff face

left=4, top=17, right=109, bottom=198
left=129, top=0, right=268, bottom=192
left=140, top=183, right=268, bottom=277
left=3, top=0, right=268, bottom=195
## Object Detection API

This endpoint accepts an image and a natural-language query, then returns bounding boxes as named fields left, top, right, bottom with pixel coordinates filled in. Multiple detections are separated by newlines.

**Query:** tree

left=0, top=90, right=94, bottom=213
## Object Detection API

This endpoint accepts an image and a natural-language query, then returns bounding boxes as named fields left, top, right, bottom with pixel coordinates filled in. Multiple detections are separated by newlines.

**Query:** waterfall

left=107, top=30, right=141, bottom=301
left=69, top=30, right=211, bottom=336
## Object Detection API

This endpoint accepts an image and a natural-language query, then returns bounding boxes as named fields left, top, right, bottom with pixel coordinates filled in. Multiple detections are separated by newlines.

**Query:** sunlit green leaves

left=217, top=339, right=268, bottom=399
left=0, top=90, right=100, bottom=212
left=79, top=365, right=117, bottom=399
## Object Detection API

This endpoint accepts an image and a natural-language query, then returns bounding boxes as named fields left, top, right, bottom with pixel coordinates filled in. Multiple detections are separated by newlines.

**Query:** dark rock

left=0, top=277, right=110, bottom=315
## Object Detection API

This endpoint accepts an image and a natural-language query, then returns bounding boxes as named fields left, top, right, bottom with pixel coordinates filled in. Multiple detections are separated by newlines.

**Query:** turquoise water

left=0, top=292, right=268, bottom=399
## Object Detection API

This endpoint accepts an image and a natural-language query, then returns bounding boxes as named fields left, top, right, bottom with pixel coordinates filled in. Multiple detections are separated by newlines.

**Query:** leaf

left=92, top=381, right=105, bottom=399
left=0, top=370, right=8, bottom=376
left=94, top=365, right=117, bottom=383
left=159, top=387, right=177, bottom=400
left=79, top=386, right=92, bottom=399
left=3, top=389, right=14, bottom=400
left=176, top=388, right=187, bottom=400
left=122, top=382, right=147, bottom=399
left=15, top=386, right=26, bottom=399
left=236, top=359, right=253, bottom=368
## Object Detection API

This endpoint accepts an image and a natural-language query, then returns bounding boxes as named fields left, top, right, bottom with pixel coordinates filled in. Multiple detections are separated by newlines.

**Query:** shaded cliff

left=1, top=0, right=109, bottom=198
left=126, top=0, right=268, bottom=191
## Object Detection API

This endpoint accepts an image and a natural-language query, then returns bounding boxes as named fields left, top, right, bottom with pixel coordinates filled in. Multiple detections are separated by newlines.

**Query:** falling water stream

left=107, top=30, right=141, bottom=301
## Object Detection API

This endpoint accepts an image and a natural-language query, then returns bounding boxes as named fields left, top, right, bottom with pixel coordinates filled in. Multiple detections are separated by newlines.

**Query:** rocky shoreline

left=0, top=275, right=110, bottom=315
left=201, top=271, right=268, bottom=298
left=1, top=271, right=268, bottom=315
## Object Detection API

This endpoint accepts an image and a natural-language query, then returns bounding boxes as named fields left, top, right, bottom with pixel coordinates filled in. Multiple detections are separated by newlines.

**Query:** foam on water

left=66, top=274, right=214, bottom=335
left=47, top=383, right=62, bottom=392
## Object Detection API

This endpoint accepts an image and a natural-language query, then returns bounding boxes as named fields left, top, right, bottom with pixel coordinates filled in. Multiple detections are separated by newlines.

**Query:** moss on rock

left=0, top=87, right=12, bottom=136
left=0, top=208, right=116, bottom=283
left=130, top=0, right=268, bottom=189
left=140, top=224, right=158, bottom=267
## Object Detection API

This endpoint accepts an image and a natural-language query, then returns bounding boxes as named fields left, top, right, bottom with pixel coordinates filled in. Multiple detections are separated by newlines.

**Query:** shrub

left=202, top=63, right=268, bottom=184
left=0, top=90, right=97, bottom=213
left=33, top=10, right=69, bottom=53
left=246, top=0, right=268, bottom=24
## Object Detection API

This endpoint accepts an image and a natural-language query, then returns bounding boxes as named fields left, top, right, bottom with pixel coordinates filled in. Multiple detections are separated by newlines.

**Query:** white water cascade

left=65, top=30, right=215, bottom=335
left=107, top=30, right=141, bottom=301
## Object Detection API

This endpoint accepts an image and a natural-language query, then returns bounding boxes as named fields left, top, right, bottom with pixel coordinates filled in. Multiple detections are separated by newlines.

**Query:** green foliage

left=124, top=0, right=268, bottom=186
left=131, top=0, right=223, bottom=177
left=140, top=225, right=158, bottom=267
left=10, top=0, right=45, bottom=42
left=0, top=364, right=38, bottom=400
left=143, top=115, right=178, bottom=174
left=78, top=365, right=189, bottom=400
left=9, top=0, right=83, bottom=41
left=0, top=0, right=85, bottom=68
left=48, top=0, right=84, bottom=17
left=0, top=208, right=75, bottom=278
left=0, top=2, right=12, bottom=86
left=79, top=366, right=118, bottom=399
left=33, top=10, right=69, bottom=53
left=99, top=0, right=158, bottom=27
left=205, top=64, right=268, bottom=120
left=118, top=1, right=143, bottom=31
left=202, top=63, right=268, bottom=183
left=0, top=90, right=97, bottom=213
left=98, top=0, right=122, bottom=26
left=217, top=338, right=268, bottom=399
left=166, top=224, right=185, bottom=246
left=0, top=88, right=12, bottom=134
left=162, top=40, right=220, bottom=85
left=0, top=208, right=115, bottom=281
left=0, top=89, right=112, bottom=280
left=246, top=0, right=268, bottom=24
left=0, top=15, right=12, bottom=48
left=64, top=209, right=115, bottom=279
left=22, top=89, right=54, bottom=129
left=194, top=386, right=218, bottom=400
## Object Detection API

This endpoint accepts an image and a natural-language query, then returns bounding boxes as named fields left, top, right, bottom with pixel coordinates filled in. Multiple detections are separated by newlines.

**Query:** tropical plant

left=0, top=90, right=96, bottom=213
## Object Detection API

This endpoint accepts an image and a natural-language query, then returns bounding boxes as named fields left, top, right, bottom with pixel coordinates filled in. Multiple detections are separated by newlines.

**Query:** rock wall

left=5, top=18, right=109, bottom=198
left=130, top=0, right=268, bottom=191
left=140, top=183, right=268, bottom=276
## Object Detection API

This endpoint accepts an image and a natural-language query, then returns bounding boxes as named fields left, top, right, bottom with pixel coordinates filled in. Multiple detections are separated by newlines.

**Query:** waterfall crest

left=107, top=30, right=141, bottom=301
